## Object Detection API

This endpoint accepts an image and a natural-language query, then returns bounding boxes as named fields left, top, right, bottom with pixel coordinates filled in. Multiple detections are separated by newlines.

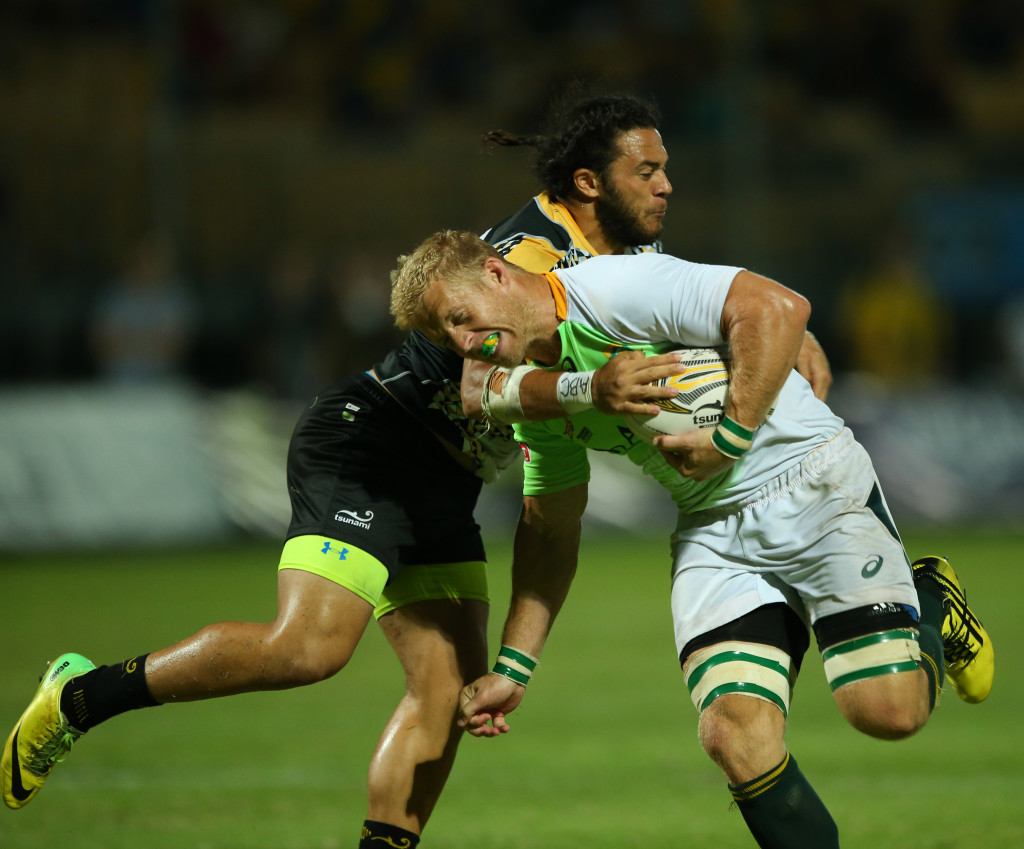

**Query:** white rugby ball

left=623, top=348, right=729, bottom=444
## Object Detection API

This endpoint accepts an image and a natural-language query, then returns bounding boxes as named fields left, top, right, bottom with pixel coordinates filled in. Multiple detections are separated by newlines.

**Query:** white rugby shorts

left=669, top=428, right=920, bottom=657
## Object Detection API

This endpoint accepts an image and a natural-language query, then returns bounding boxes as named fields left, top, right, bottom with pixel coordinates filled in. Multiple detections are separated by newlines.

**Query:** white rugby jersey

left=513, top=252, right=845, bottom=512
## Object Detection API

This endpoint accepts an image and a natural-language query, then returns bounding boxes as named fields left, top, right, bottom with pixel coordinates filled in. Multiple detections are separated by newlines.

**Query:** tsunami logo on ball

left=624, top=348, right=729, bottom=444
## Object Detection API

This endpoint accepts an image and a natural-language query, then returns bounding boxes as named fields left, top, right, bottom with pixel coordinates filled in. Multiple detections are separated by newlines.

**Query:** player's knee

left=403, top=646, right=479, bottom=717
left=698, top=697, right=752, bottom=766
left=817, top=611, right=927, bottom=740
left=285, top=650, right=349, bottom=686
left=698, top=694, right=786, bottom=777
left=385, top=598, right=490, bottom=697
left=834, top=673, right=929, bottom=740
left=684, top=641, right=793, bottom=778
left=261, top=626, right=354, bottom=686
left=863, top=705, right=927, bottom=740
left=840, top=701, right=927, bottom=740
left=684, top=641, right=795, bottom=754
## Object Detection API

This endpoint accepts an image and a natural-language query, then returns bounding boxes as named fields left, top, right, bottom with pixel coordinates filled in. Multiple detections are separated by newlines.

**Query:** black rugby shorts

left=285, top=373, right=486, bottom=582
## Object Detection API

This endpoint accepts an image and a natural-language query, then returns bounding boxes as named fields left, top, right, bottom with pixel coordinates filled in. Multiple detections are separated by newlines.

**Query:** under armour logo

left=321, top=542, right=348, bottom=560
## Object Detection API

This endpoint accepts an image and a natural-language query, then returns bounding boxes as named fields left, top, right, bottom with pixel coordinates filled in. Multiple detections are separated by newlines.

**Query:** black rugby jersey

left=370, top=333, right=520, bottom=482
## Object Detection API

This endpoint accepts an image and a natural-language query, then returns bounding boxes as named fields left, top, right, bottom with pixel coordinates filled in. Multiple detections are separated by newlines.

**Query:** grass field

left=1, top=527, right=1021, bottom=848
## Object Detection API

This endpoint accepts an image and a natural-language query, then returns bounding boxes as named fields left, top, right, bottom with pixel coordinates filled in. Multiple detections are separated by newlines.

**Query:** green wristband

left=498, top=645, right=538, bottom=672
left=719, top=415, right=755, bottom=442
left=711, top=414, right=756, bottom=460
left=491, top=662, right=531, bottom=687
left=711, top=427, right=746, bottom=460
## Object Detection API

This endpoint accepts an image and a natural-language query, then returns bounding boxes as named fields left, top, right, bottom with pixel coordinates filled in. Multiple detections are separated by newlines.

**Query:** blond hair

left=390, top=230, right=502, bottom=331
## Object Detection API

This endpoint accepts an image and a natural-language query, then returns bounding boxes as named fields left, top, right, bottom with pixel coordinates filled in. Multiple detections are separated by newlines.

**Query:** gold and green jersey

left=483, top=192, right=661, bottom=272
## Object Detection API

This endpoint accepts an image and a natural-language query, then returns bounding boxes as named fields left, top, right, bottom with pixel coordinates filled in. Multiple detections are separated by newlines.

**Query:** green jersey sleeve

left=513, top=418, right=591, bottom=495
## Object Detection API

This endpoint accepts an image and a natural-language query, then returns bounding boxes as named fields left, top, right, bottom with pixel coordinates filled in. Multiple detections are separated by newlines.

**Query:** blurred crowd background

left=1, top=0, right=1023, bottom=547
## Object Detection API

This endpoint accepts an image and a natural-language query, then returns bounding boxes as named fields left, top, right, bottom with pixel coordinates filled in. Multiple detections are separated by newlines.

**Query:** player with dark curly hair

left=463, top=91, right=832, bottom=425
left=485, top=94, right=669, bottom=252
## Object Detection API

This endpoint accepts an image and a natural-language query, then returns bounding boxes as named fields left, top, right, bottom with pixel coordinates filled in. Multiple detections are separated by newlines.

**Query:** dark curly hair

left=483, top=94, right=662, bottom=201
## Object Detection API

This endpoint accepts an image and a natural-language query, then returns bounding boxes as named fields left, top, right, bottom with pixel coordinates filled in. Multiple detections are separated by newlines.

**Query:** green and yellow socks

left=729, top=754, right=839, bottom=849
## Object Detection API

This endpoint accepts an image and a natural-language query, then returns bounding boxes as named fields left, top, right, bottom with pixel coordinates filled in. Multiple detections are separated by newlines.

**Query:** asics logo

left=8, top=724, right=32, bottom=802
left=861, top=556, right=883, bottom=578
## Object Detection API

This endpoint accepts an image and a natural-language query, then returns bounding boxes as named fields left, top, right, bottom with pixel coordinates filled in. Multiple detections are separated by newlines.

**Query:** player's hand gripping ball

left=624, top=348, right=730, bottom=444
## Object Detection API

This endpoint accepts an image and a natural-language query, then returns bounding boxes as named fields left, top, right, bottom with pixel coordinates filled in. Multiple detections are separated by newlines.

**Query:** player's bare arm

left=458, top=484, right=587, bottom=737
left=459, top=359, right=492, bottom=419
left=462, top=352, right=686, bottom=423
left=655, top=271, right=809, bottom=480
left=722, top=271, right=809, bottom=422
left=796, top=331, right=833, bottom=401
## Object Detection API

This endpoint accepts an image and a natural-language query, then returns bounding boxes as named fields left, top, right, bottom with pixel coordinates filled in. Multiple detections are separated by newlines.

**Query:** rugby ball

left=623, top=348, right=729, bottom=444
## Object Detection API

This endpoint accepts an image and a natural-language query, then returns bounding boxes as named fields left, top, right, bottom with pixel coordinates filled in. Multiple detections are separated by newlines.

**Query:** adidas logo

left=870, top=602, right=902, bottom=616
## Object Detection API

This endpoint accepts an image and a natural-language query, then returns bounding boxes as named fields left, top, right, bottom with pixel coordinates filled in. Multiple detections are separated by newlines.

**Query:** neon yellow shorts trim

left=375, top=560, right=489, bottom=619
left=278, top=535, right=489, bottom=620
left=279, top=535, right=389, bottom=607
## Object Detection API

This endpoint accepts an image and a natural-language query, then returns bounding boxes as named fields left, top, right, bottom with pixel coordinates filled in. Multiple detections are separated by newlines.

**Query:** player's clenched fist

left=457, top=673, right=525, bottom=738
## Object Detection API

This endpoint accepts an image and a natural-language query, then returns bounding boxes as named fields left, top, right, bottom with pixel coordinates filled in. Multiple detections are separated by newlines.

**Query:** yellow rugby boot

left=2, top=653, right=95, bottom=809
left=912, top=556, right=993, bottom=704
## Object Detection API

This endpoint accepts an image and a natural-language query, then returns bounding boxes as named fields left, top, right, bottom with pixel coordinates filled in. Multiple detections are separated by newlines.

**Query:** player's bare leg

left=2, top=569, right=373, bottom=809
left=697, top=693, right=786, bottom=786
left=365, top=598, right=488, bottom=837
left=831, top=668, right=930, bottom=739
left=696, top=694, right=839, bottom=848
left=145, top=569, right=373, bottom=701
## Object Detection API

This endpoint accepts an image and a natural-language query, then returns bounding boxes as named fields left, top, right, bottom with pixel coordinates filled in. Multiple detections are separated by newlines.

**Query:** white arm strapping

left=556, top=370, right=595, bottom=415
left=479, top=364, right=539, bottom=424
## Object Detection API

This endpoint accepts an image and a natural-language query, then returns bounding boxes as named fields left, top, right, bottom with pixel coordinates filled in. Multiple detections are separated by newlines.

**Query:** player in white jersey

left=390, top=231, right=994, bottom=849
